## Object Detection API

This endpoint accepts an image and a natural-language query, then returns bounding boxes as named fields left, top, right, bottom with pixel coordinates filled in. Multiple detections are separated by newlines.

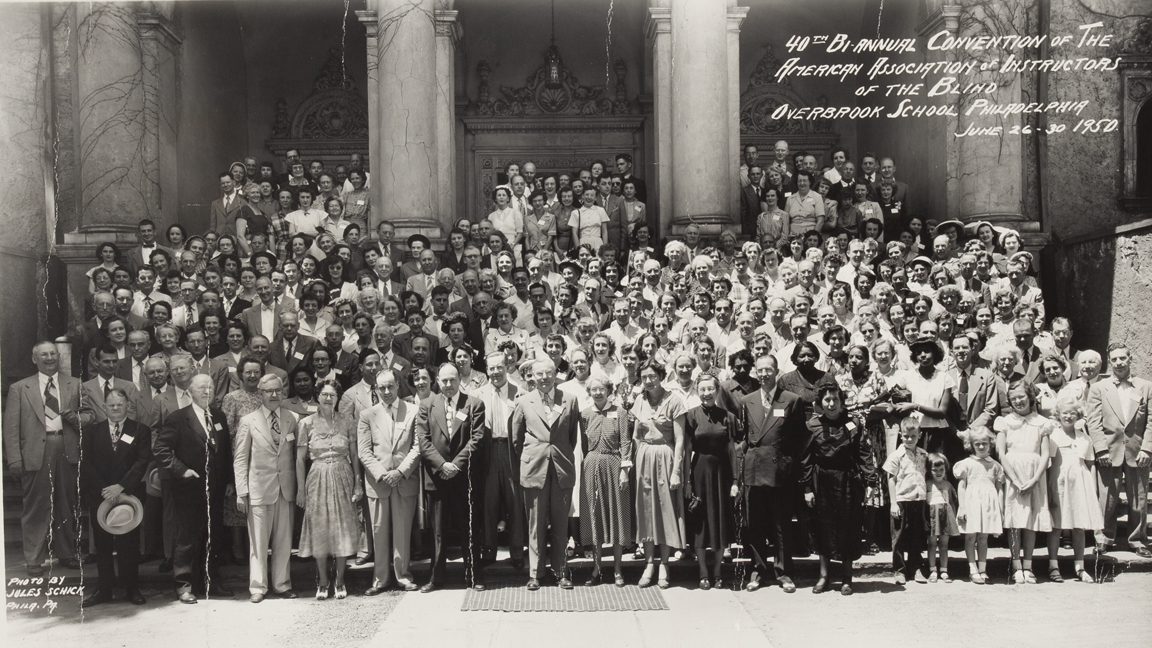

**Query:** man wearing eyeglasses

left=234, top=375, right=299, bottom=603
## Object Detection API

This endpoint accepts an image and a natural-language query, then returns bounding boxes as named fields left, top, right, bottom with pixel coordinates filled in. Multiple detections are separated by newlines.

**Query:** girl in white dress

left=1045, top=396, right=1105, bottom=583
left=953, top=427, right=1005, bottom=584
left=994, top=380, right=1054, bottom=585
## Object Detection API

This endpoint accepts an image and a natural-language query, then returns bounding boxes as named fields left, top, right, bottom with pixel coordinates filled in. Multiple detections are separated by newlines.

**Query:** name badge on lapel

left=286, top=433, right=296, bottom=442
left=306, top=405, right=318, bottom=413
left=772, top=408, right=786, bottom=418
left=393, top=362, right=403, bottom=371
left=293, top=351, right=305, bottom=360
left=846, top=421, right=857, bottom=432
left=121, top=434, right=135, bottom=445
left=228, top=367, right=236, bottom=373
left=455, top=411, right=467, bottom=422
left=214, top=423, right=224, bottom=432
left=607, top=411, right=618, bottom=419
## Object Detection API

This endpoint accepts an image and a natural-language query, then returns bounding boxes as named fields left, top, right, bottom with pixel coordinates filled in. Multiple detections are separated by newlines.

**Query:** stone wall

left=0, top=3, right=51, bottom=384
left=1049, top=224, right=1152, bottom=376
left=1045, top=0, right=1151, bottom=239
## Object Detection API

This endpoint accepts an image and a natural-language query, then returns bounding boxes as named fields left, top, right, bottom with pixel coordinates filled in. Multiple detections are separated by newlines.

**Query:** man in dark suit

left=185, top=325, right=234, bottom=408
left=735, top=354, right=805, bottom=593
left=370, top=255, right=405, bottom=299
left=872, top=157, right=909, bottom=205
left=475, top=353, right=525, bottom=571
left=80, top=291, right=118, bottom=377
left=220, top=273, right=252, bottom=321
left=512, top=357, right=578, bottom=590
left=268, top=312, right=319, bottom=375
left=741, top=166, right=765, bottom=238
left=1087, top=343, right=1152, bottom=556
left=153, top=374, right=234, bottom=603
left=416, top=363, right=486, bottom=592
left=615, top=152, right=647, bottom=203
left=3, top=341, right=94, bottom=575
left=209, top=171, right=246, bottom=235
left=79, top=389, right=151, bottom=606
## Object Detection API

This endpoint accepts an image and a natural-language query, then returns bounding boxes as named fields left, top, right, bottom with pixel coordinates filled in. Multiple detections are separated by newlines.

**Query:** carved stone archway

left=739, top=43, right=839, bottom=160
left=265, top=47, right=369, bottom=169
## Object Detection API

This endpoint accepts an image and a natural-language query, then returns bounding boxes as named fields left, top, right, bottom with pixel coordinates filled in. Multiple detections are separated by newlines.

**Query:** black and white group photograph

left=1, top=0, right=1150, bottom=646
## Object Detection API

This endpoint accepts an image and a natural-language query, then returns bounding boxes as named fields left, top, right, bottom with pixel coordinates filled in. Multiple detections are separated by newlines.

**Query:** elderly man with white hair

left=234, top=374, right=299, bottom=603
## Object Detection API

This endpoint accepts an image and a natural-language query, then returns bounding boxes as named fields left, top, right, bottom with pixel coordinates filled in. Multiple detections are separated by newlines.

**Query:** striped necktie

left=44, top=377, right=60, bottom=419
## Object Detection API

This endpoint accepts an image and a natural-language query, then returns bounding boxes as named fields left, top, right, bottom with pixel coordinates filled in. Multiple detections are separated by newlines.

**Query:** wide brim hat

left=97, top=494, right=144, bottom=535
left=145, top=467, right=162, bottom=497
left=906, top=255, right=934, bottom=270
left=558, top=259, right=583, bottom=275
left=933, top=219, right=965, bottom=238
left=908, top=338, right=945, bottom=365
left=1009, top=250, right=1034, bottom=267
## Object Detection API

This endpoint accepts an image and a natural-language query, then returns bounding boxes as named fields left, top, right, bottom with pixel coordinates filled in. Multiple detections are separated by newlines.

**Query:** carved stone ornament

left=464, top=49, right=636, bottom=117
left=740, top=43, right=834, bottom=136
left=1120, top=18, right=1152, bottom=55
left=271, top=47, right=368, bottom=140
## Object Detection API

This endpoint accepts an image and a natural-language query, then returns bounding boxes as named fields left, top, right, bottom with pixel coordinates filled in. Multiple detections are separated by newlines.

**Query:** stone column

left=645, top=3, right=672, bottom=240
left=370, top=0, right=441, bottom=239
left=668, top=0, right=740, bottom=236
left=434, top=8, right=460, bottom=233
left=356, top=8, right=380, bottom=226
left=932, top=1, right=1046, bottom=248
left=727, top=6, right=749, bottom=225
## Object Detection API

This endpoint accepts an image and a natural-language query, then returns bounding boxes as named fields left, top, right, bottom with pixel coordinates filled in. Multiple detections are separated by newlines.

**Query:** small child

left=953, top=427, right=1005, bottom=584
left=925, top=453, right=959, bottom=582
left=1046, top=397, right=1104, bottom=582
left=883, top=416, right=930, bottom=585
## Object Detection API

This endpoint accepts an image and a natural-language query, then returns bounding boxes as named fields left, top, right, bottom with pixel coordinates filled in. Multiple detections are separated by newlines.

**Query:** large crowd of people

left=3, top=142, right=1149, bottom=608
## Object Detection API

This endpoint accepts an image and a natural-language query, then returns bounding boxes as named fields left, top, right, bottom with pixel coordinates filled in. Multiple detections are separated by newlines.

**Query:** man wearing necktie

left=79, top=389, right=151, bottom=606
left=358, top=370, right=421, bottom=594
left=234, top=375, right=299, bottom=602
left=475, top=352, right=525, bottom=571
left=1087, top=343, right=1152, bottom=557
left=153, top=374, right=234, bottom=603
left=416, top=363, right=487, bottom=592
left=3, top=341, right=94, bottom=576
left=83, top=345, right=140, bottom=423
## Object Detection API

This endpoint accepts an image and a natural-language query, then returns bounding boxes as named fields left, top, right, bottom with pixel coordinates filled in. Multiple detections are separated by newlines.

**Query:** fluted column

left=434, top=8, right=460, bottom=232
left=645, top=3, right=672, bottom=240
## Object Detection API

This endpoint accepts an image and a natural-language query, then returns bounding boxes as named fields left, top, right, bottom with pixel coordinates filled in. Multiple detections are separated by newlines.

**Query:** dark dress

left=579, top=403, right=634, bottom=546
left=799, top=410, right=878, bottom=562
left=685, top=404, right=735, bottom=549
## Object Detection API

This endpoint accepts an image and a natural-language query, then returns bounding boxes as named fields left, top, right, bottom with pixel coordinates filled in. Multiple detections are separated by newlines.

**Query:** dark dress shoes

left=353, top=555, right=374, bottom=567
left=178, top=591, right=198, bottom=604
left=126, top=590, right=147, bottom=605
left=419, top=583, right=437, bottom=594
left=470, top=582, right=486, bottom=592
left=82, top=590, right=113, bottom=607
left=1134, top=546, right=1152, bottom=558
left=558, top=578, right=573, bottom=590
left=272, top=589, right=297, bottom=599
left=364, top=584, right=388, bottom=596
left=526, top=578, right=540, bottom=591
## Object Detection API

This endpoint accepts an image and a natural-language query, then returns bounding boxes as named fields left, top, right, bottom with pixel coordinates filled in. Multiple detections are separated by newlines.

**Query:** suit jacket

left=135, top=384, right=174, bottom=429
left=222, top=297, right=253, bottom=321
left=372, top=277, right=405, bottom=300
left=416, top=391, right=486, bottom=491
left=735, top=387, right=805, bottom=487
left=404, top=273, right=437, bottom=299
left=268, top=335, right=319, bottom=374
left=123, top=244, right=171, bottom=278
left=153, top=404, right=233, bottom=496
left=81, top=377, right=141, bottom=422
left=238, top=302, right=283, bottom=339
left=192, top=356, right=234, bottom=408
left=234, top=406, right=297, bottom=505
left=1086, top=376, right=1152, bottom=467
left=740, top=184, right=763, bottom=235
left=512, top=388, right=579, bottom=490
left=3, top=373, right=94, bottom=471
left=357, top=399, right=421, bottom=498
left=598, top=193, right=627, bottom=251
left=79, top=417, right=152, bottom=507
left=210, top=193, right=247, bottom=235
left=948, top=366, right=998, bottom=430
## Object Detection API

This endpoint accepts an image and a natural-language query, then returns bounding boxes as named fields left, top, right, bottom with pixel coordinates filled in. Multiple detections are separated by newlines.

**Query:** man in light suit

left=947, top=334, right=998, bottom=457
left=736, top=354, right=805, bottom=593
left=3, top=341, right=94, bottom=575
left=116, top=330, right=154, bottom=392
left=234, top=374, right=298, bottom=602
left=83, top=345, right=141, bottom=422
left=595, top=176, right=627, bottom=252
left=475, top=352, right=525, bottom=570
left=340, top=349, right=384, bottom=566
left=185, top=325, right=234, bottom=408
left=358, top=370, right=421, bottom=594
left=416, top=363, right=486, bottom=592
left=512, top=357, right=579, bottom=590
left=210, top=171, right=246, bottom=235
left=1087, top=343, right=1152, bottom=556
left=239, top=276, right=283, bottom=339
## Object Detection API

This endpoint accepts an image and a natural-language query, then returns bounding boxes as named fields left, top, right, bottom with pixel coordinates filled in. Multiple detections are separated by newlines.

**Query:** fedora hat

left=145, top=467, right=162, bottom=497
left=97, top=495, right=144, bottom=535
